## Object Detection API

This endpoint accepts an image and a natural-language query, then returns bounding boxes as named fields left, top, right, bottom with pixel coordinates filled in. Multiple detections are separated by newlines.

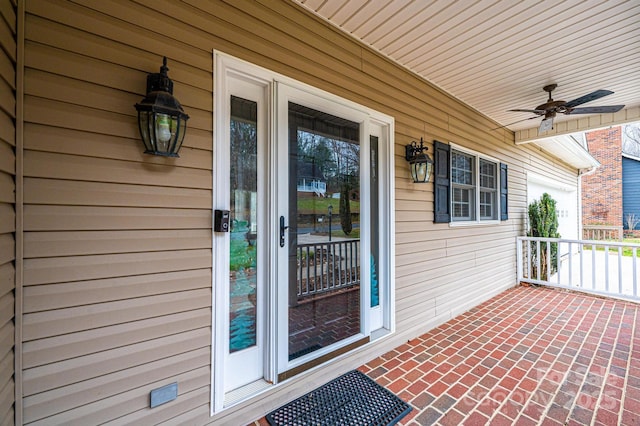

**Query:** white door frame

left=211, top=51, right=396, bottom=414
left=212, top=54, right=274, bottom=412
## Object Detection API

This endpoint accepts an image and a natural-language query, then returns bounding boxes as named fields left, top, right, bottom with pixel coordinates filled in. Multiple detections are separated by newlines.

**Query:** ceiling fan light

left=539, top=117, right=553, bottom=133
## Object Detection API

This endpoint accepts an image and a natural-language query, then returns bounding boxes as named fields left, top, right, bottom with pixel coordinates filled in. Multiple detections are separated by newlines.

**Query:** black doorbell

left=214, top=210, right=230, bottom=232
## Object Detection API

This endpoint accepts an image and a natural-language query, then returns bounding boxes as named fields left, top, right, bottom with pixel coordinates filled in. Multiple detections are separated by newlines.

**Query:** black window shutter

left=433, top=140, right=451, bottom=223
left=500, top=162, right=508, bottom=221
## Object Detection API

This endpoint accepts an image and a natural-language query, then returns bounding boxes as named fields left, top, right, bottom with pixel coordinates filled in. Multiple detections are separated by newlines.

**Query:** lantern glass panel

left=155, top=113, right=172, bottom=152
left=415, top=162, right=427, bottom=182
left=138, top=112, right=154, bottom=152
left=173, top=116, right=187, bottom=153
left=410, top=157, right=432, bottom=183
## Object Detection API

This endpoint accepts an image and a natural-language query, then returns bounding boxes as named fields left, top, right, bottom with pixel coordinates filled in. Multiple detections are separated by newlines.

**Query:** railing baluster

left=527, top=241, right=532, bottom=279
left=605, top=246, right=610, bottom=292
left=579, top=242, right=583, bottom=288
left=568, top=242, right=572, bottom=285
left=324, top=243, right=328, bottom=291
left=517, top=239, right=523, bottom=281
left=298, top=246, right=309, bottom=294
left=338, top=242, right=343, bottom=287
left=557, top=242, right=562, bottom=285
left=331, top=241, right=339, bottom=288
left=314, top=244, right=319, bottom=293
left=305, top=245, right=308, bottom=295
left=354, top=244, right=361, bottom=282
left=536, top=240, right=541, bottom=281
left=348, top=241, right=352, bottom=285
left=592, top=245, right=596, bottom=291
left=348, top=241, right=351, bottom=285
left=618, top=246, right=623, bottom=294
left=634, top=247, right=638, bottom=298
left=546, top=241, right=551, bottom=284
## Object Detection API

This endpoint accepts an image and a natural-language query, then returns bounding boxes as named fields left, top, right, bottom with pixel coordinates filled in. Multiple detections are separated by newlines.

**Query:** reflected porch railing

left=297, top=239, right=360, bottom=299
left=517, top=236, right=640, bottom=302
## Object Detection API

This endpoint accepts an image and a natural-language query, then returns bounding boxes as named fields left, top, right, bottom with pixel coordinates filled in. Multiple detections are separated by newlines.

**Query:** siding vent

left=150, top=382, right=178, bottom=408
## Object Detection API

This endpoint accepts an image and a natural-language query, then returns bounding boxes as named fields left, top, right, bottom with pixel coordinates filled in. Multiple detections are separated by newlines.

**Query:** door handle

left=279, top=216, right=288, bottom=247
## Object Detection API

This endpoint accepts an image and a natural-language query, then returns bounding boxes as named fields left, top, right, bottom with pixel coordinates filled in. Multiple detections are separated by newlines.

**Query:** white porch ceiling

left=293, top=0, right=640, bottom=136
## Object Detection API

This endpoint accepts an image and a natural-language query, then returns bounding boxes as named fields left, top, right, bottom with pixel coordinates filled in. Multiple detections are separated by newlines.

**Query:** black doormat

left=266, top=370, right=412, bottom=426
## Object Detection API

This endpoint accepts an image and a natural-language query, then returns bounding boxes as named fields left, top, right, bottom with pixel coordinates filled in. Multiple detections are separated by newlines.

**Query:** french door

left=213, top=53, right=393, bottom=412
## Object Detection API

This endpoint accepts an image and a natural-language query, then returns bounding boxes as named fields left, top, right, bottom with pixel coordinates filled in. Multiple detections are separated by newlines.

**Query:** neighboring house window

left=434, top=141, right=508, bottom=224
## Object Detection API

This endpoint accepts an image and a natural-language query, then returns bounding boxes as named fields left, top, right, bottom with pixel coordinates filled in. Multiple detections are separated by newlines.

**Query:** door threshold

left=224, top=379, right=272, bottom=407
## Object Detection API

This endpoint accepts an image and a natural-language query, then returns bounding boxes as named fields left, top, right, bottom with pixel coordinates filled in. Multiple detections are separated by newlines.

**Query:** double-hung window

left=451, top=150, right=475, bottom=221
left=434, top=141, right=508, bottom=224
left=478, top=158, right=498, bottom=220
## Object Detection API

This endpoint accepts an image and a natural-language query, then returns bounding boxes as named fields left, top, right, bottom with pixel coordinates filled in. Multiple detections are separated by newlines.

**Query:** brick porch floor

left=257, top=286, right=640, bottom=425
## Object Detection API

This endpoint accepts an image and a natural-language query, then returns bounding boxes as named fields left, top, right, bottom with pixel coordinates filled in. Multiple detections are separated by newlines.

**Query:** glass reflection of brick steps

left=289, top=286, right=360, bottom=360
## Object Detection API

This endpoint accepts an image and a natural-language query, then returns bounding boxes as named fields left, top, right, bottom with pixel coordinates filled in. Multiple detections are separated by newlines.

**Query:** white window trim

left=449, top=143, right=501, bottom=227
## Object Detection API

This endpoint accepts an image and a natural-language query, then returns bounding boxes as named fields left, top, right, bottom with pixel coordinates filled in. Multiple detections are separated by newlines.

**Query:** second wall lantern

left=135, top=57, right=189, bottom=157
left=405, top=137, right=434, bottom=183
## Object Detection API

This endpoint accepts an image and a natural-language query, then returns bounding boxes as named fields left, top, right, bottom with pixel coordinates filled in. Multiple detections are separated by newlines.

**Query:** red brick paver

left=359, top=286, right=640, bottom=425
left=254, top=286, right=640, bottom=425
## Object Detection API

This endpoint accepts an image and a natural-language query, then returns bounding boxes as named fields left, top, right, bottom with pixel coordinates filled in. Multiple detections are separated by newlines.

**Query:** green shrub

left=339, top=183, right=352, bottom=236
left=528, top=193, right=560, bottom=280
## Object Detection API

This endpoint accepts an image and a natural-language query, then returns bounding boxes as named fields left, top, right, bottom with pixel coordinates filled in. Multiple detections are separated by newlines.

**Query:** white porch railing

left=297, top=179, right=327, bottom=195
left=297, top=239, right=360, bottom=299
left=517, top=236, right=640, bottom=302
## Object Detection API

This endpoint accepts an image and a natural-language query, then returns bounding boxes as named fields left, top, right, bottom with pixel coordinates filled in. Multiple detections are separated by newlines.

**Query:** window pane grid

left=452, top=152, right=473, bottom=185
left=453, top=187, right=474, bottom=220
left=480, top=190, right=496, bottom=219
left=451, top=150, right=499, bottom=222
left=479, top=159, right=496, bottom=190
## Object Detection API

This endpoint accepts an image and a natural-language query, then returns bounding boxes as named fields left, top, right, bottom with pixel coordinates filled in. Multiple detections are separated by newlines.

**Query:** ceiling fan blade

left=508, top=109, right=545, bottom=114
left=492, top=115, right=540, bottom=130
left=563, top=89, right=614, bottom=109
left=568, top=105, right=625, bottom=114
left=539, top=116, right=554, bottom=133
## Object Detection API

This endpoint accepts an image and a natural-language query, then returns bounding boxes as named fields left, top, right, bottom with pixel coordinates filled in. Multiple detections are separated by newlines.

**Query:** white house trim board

left=516, top=134, right=599, bottom=171
left=515, top=107, right=640, bottom=144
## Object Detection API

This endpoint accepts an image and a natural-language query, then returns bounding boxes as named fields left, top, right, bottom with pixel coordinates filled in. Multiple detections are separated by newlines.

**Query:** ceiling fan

left=508, top=84, right=625, bottom=133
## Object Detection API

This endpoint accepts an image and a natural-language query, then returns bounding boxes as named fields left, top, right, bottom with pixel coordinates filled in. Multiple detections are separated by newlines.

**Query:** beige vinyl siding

left=0, top=0, right=15, bottom=425
left=21, top=0, right=213, bottom=423
left=17, top=0, right=581, bottom=424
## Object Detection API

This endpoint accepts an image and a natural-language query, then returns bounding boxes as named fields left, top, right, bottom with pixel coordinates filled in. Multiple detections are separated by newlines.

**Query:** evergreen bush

left=528, top=193, right=560, bottom=280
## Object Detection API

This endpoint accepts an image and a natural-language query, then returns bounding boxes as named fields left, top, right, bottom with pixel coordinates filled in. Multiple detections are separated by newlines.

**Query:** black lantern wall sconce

left=135, top=57, right=189, bottom=157
left=405, top=137, right=434, bottom=183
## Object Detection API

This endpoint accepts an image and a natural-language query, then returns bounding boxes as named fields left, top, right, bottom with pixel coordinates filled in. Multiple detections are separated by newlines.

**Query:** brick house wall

left=582, top=127, right=623, bottom=228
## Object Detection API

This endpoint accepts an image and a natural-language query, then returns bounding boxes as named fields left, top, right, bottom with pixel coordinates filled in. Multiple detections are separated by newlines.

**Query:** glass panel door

left=369, top=133, right=383, bottom=331
left=229, top=96, right=258, bottom=354
left=223, top=92, right=265, bottom=393
left=214, top=54, right=395, bottom=410
left=286, top=102, right=362, bottom=361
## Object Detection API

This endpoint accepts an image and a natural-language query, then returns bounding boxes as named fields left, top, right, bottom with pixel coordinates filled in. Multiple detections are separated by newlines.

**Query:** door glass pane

left=370, top=136, right=380, bottom=307
left=229, top=96, right=258, bottom=353
left=287, top=102, right=361, bottom=361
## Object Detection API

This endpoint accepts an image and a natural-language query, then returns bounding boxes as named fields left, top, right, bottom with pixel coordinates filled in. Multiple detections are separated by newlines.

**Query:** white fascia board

left=523, top=134, right=600, bottom=170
